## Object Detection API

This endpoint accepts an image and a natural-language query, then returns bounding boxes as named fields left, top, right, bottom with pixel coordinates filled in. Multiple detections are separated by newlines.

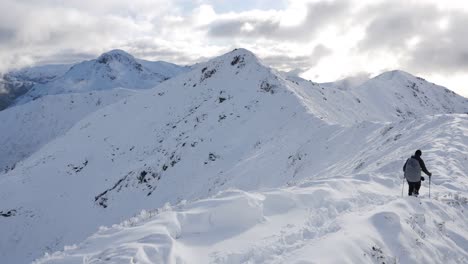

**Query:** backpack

left=404, top=157, right=421, bottom=182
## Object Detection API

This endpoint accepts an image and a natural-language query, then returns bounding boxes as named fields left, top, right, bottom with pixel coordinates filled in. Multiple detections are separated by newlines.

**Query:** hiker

left=403, top=150, right=432, bottom=197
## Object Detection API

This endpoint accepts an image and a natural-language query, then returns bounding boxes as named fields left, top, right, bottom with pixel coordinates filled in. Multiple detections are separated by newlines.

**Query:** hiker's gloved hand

left=421, top=176, right=425, bottom=181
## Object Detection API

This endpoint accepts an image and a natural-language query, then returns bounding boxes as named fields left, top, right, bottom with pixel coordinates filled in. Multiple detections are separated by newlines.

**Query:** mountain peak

left=229, top=48, right=256, bottom=56
left=227, top=48, right=257, bottom=61
left=96, top=49, right=135, bottom=64
left=373, top=70, right=416, bottom=81
left=211, top=48, right=260, bottom=67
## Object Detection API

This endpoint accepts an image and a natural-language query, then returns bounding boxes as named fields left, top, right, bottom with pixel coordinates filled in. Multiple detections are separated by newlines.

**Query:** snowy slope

left=15, top=49, right=187, bottom=105
left=1, top=48, right=467, bottom=263
left=0, top=89, right=135, bottom=173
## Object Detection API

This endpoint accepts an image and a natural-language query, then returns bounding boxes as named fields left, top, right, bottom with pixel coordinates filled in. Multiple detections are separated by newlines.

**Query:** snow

left=1, top=48, right=467, bottom=263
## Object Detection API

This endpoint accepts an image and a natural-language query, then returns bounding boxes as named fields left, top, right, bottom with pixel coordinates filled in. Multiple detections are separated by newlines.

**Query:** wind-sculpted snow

left=1, top=48, right=468, bottom=263
left=36, top=173, right=468, bottom=264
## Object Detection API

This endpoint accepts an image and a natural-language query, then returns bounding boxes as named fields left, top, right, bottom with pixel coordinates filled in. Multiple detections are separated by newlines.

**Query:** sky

left=0, top=0, right=467, bottom=97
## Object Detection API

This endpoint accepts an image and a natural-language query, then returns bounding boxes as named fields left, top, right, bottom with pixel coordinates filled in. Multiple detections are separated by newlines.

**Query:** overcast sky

left=0, top=0, right=467, bottom=96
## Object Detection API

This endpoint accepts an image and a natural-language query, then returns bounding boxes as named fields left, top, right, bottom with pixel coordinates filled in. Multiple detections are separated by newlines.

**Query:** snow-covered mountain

left=13, top=49, right=188, bottom=105
left=285, top=70, right=467, bottom=124
left=1, top=48, right=467, bottom=264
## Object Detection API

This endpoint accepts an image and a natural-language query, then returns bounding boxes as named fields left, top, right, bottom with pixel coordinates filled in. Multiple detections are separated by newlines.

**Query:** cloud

left=261, top=44, right=332, bottom=73
left=357, top=2, right=468, bottom=74
left=405, top=12, right=468, bottom=73
left=0, top=28, right=14, bottom=44
left=207, top=0, right=350, bottom=41
left=357, top=2, right=438, bottom=51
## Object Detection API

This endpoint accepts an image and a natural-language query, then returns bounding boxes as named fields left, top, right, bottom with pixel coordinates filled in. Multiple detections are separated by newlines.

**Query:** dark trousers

left=407, top=181, right=421, bottom=196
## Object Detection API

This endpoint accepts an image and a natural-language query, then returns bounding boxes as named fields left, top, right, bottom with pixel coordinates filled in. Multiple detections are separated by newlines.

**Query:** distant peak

left=97, top=49, right=135, bottom=64
left=228, top=48, right=258, bottom=62
left=374, top=70, right=415, bottom=81
left=207, top=48, right=261, bottom=69
left=229, top=48, right=256, bottom=56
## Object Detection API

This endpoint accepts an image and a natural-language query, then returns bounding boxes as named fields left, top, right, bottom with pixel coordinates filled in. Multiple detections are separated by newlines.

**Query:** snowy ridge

left=0, top=48, right=467, bottom=263
left=36, top=114, right=468, bottom=264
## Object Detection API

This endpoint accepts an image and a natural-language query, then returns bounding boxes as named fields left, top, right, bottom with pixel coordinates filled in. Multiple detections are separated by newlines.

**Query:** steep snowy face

left=14, top=50, right=188, bottom=104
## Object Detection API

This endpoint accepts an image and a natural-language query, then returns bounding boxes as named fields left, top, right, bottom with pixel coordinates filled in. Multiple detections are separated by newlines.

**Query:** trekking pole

left=401, top=178, right=405, bottom=197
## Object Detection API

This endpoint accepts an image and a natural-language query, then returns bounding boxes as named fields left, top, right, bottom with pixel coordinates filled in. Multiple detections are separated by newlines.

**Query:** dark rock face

left=0, top=210, right=16, bottom=217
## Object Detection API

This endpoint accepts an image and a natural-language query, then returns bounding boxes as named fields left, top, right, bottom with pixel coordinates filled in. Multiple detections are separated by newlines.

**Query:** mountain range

left=1, top=48, right=467, bottom=264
